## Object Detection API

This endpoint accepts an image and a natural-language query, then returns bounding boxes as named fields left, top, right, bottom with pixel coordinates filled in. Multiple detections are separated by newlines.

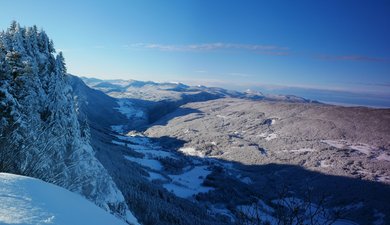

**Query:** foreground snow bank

left=0, top=173, right=131, bottom=225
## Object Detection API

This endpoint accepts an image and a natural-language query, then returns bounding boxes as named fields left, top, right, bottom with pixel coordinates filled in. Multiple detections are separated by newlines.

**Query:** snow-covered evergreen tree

left=0, top=22, right=134, bottom=223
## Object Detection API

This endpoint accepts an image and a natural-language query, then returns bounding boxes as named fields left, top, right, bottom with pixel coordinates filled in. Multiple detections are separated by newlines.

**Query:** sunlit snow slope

left=0, top=173, right=138, bottom=225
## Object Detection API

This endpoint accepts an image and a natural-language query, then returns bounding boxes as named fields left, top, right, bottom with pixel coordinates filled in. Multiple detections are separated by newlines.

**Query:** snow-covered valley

left=112, top=131, right=224, bottom=199
left=102, top=91, right=390, bottom=224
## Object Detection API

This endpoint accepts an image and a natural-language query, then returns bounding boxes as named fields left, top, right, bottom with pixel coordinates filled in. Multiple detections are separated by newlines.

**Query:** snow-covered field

left=147, top=171, right=167, bottom=181
left=111, top=125, right=238, bottom=200
left=114, top=134, right=175, bottom=158
left=125, top=156, right=163, bottom=170
left=376, top=153, right=390, bottom=162
left=281, top=148, right=317, bottom=153
left=259, top=132, right=278, bottom=141
left=322, top=140, right=375, bottom=155
left=178, top=147, right=206, bottom=157
left=163, top=166, right=214, bottom=198
left=114, top=133, right=215, bottom=199
left=115, top=99, right=144, bottom=119
left=0, top=173, right=139, bottom=225
left=111, top=125, right=126, bottom=133
left=322, top=140, right=390, bottom=162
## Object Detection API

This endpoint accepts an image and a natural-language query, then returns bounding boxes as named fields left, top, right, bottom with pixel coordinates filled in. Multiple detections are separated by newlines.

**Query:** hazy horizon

left=79, top=74, right=390, bottom=108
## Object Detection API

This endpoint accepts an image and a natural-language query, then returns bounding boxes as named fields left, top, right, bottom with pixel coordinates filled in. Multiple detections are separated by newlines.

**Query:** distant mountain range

left=80, top=76, right=320, bottom=103
left=78, top=76, right=322, bottom=131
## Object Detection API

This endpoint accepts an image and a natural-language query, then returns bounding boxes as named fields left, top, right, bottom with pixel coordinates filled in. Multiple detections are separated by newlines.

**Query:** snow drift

left=0, top=173, right=139, bottom=225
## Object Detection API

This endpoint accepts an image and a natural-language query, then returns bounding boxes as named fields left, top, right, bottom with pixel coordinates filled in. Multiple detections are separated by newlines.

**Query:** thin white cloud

left=126, top=43, right=388, bottom=62
left=316, top=54, right=389, bottom=63
left=177, top=77, right=390, bottom=97
left=129, top=42, right=289, bottom=54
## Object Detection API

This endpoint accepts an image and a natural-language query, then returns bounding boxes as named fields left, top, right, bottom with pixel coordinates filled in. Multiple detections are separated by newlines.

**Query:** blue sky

left=1, top=0, right=390, bottom=106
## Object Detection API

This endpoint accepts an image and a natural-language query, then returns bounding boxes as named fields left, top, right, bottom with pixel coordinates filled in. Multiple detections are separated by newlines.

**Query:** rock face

left=0, top=22, right=131, bottom=221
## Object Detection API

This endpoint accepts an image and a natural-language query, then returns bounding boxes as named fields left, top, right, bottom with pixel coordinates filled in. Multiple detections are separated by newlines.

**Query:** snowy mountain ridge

left=81, top=76, right=317, bottom=103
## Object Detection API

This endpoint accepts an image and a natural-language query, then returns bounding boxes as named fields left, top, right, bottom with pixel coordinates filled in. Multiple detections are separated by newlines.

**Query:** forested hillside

left=0, top=22, right=135, bottom=222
